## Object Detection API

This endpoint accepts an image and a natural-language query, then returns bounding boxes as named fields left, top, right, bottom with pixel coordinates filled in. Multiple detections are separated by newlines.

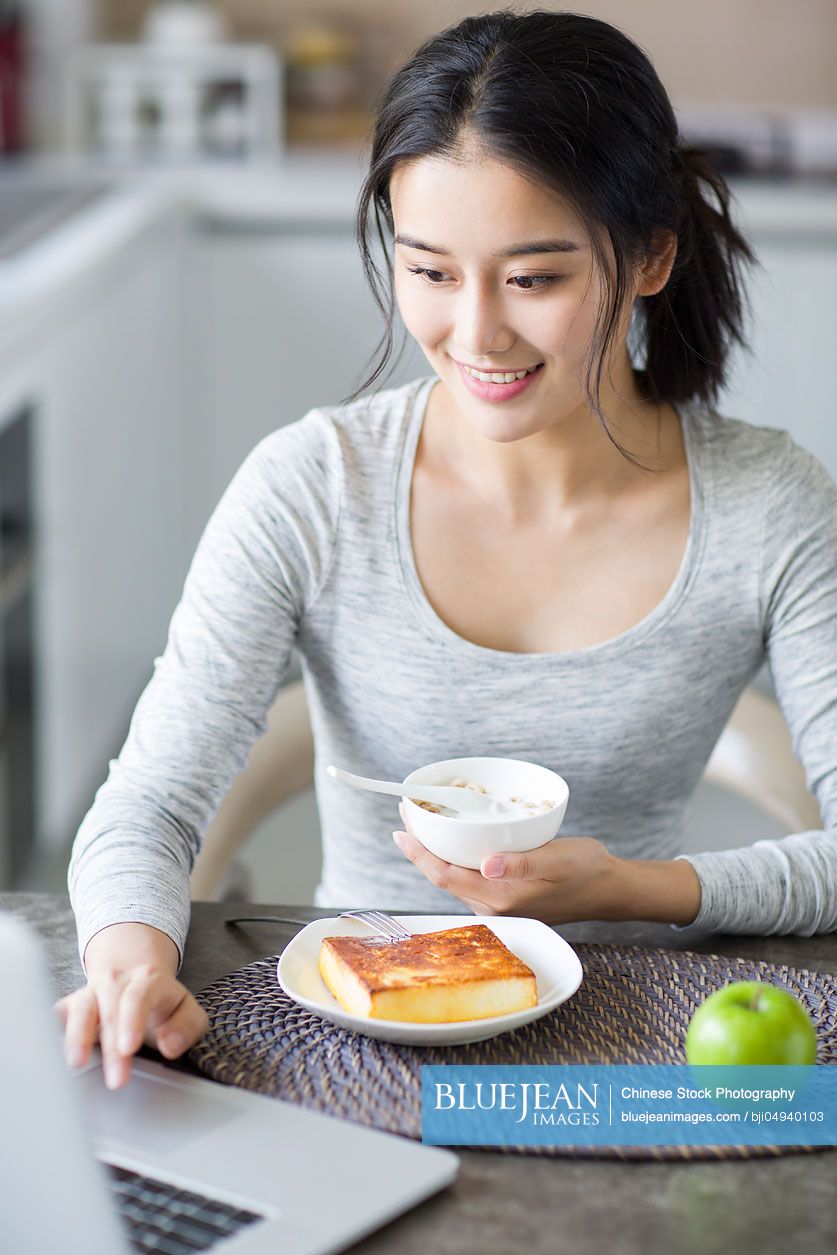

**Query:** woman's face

left=390, top=148, right=638, bottom=444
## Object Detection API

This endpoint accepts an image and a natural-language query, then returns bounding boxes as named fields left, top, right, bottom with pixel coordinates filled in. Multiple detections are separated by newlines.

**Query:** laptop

left=0, top=911, right=458, bottom=1255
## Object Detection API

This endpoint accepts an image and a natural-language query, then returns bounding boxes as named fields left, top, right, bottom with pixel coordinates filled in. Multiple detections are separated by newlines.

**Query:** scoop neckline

left=394, top=374, right=707, bottom=665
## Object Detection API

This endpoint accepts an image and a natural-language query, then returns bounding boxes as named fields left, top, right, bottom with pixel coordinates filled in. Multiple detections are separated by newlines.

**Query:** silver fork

left=338, top=910, right=412, bottom=941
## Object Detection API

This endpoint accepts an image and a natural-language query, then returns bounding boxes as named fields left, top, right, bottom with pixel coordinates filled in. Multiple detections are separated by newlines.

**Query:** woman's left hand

left=392, top=804, right=621, bottom=924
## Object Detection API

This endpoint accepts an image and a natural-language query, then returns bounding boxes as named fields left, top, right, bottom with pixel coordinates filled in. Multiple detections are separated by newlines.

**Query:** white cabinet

left=0, top=219, right=190, bottom=853
left=183, top=223, right=427, bottom=547
left=719, top=230, right=837, bottom=482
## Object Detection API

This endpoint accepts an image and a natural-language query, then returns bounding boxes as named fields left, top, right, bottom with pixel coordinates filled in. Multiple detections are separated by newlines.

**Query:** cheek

left=394, top=276, right=448, bottom=347
left=539, top=287, right=600, bottom=360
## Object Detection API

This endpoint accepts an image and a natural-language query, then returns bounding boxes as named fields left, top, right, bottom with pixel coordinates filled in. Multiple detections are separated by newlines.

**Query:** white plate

left=277, top=915, right=584, bottom=1046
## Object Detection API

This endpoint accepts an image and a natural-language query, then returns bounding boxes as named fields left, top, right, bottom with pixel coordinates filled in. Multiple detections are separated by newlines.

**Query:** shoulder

left=686, top=403, right=836, bottom=513
left=687, top=403, right=789, bottom=478
left=328, top=375, right=433, bottom=442
left=249, top=375, right=432, bottom=492
left=687, top=406, right=837, bottom=621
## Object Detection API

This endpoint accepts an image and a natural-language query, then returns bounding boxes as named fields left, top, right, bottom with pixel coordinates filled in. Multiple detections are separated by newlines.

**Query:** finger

left=95, top=973, right=132, bottom=1090
left=153, top=995, right=210, bottom=1059
left=59, top=988, right=99, bottom=1069
left=392, top=829, right=487, bottom=899
left=115, top=968, right=163, bottom=1056
left=480, top=850, right=542, bottom=881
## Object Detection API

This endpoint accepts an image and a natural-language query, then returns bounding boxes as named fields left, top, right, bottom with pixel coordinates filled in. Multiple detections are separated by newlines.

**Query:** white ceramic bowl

left=401, top=756, right=569, bottom=870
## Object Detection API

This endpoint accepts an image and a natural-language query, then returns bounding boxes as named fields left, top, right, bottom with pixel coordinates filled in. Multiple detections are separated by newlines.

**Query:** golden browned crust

left=319, top=924, right=534, bottom=994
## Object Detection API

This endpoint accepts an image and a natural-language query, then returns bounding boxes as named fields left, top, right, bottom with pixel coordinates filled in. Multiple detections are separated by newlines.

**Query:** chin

left=465, top=409, right=551, bottom=444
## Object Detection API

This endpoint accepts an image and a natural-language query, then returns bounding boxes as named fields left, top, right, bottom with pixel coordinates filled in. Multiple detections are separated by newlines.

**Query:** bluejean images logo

left=421, top=1065, right=837, bottom=1148
left=432, top=1075, right=601, bottom=1127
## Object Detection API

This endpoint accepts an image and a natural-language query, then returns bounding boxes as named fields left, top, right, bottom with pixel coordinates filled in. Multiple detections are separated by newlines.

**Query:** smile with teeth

left=461, top=363, right=542, bottom=384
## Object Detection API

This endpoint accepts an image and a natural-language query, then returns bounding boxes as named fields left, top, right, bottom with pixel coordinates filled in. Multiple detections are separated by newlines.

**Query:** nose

left=451, top=279, right=514, bottom=360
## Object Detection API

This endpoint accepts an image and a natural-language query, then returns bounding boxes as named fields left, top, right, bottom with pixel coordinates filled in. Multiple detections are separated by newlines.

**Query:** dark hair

left=350, top=9, right=758, bottom=462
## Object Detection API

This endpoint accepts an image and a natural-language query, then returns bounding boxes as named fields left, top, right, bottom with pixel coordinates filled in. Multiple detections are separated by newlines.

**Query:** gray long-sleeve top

left=68, top=376, right=837, bottom=962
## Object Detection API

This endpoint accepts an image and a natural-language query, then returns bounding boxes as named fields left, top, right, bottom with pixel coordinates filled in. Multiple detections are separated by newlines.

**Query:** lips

left=454, top=359, right=544, bottom=402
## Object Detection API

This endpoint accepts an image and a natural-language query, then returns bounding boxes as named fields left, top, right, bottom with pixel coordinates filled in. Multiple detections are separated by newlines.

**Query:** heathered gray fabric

left=68, top=375, right=837, bottom=963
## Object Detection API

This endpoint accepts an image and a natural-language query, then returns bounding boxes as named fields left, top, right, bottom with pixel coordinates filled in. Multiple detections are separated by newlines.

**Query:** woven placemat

left=188, top=943, right=837, bottom=1162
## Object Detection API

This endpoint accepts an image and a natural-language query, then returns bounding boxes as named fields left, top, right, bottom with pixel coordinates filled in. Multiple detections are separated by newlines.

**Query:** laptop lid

left=0, top=911, right=130, bottom=1255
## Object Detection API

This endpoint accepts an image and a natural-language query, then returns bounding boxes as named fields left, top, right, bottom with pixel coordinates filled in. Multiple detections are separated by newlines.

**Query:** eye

left=406, top=265, right=451, bottom=284
left=509, top=275, right=558, bottom=290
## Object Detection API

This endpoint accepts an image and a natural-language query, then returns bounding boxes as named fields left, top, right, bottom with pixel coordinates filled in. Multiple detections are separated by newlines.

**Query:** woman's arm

left=608, top=856, right=702, bottom=925
left=68, top=410, right=342, bottom=965
left=671, top=435, right=837, bottom=935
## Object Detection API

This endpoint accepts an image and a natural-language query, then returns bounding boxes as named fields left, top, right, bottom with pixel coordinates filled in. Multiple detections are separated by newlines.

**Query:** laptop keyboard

left=104, top=1163, right=264, bottom=1252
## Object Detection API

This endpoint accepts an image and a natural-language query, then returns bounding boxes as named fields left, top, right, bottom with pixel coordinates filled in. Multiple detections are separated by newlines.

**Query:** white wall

left=104, top=1, right=837, bottom=108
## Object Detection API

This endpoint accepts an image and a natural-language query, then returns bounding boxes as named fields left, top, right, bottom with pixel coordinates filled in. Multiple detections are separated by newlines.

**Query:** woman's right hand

left=54, top=922, right=209, bottom=1090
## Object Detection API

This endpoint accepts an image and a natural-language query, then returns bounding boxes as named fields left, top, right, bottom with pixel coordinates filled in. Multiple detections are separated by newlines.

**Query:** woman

left=59, top=11, right=836, bottom=1089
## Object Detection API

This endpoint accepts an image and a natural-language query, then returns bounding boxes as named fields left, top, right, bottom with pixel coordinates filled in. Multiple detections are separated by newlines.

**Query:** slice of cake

left=317, top=924, right=538, bottom=1023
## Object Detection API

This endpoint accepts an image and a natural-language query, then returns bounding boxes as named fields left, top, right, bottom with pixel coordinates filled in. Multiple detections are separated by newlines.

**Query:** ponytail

left=641, top=146, right=758, bottom=407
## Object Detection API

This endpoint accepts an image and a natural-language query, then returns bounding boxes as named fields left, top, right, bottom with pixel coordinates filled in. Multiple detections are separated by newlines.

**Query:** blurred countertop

left=0, top=151, right=366, bottom=362
left=0, top=150, right=836, bottom=363
left=0, top=151, right=366, bottom=300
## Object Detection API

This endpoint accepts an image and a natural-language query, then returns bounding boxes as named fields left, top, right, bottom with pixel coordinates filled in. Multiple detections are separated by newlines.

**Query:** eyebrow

left=393, top=233, right=583, bottom=257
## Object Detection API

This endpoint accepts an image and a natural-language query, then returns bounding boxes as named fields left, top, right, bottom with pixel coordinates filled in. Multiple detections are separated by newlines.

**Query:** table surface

left=3, top=892, right=836, bottom=1255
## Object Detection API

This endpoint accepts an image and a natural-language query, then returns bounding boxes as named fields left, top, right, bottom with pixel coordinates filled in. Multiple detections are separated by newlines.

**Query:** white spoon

left=326, top=764, right=506, bottom=816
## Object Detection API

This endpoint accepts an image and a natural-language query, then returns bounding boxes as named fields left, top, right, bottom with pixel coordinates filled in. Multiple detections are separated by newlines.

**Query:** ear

left=636, top=229, right=678, bottom=298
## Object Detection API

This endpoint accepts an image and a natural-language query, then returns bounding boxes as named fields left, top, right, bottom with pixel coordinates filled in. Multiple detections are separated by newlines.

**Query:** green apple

left=685, top=981, right=818, bottom=1066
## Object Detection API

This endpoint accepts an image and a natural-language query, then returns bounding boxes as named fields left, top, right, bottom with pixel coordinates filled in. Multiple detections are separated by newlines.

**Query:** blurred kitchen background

left=1, top=1, right=835, bottom=902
